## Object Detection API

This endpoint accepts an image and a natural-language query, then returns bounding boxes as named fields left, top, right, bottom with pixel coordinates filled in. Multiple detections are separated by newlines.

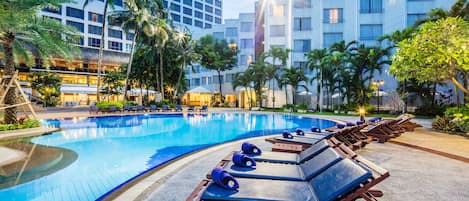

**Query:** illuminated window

left=271, top=4, right=285, bottom=16
left=323, top=8, right=343, bottom=24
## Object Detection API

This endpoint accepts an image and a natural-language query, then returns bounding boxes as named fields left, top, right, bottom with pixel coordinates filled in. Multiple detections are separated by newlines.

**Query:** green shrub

left=444, top=104, right=469, bottom=117
left=96, top=101, right=123, bottom=110
left=415, top=104, right=447, bottom=116
left=0, top=119, right=41, bottom=131
left=432, top=116, right=458, bottom=132
left=296, top=104, right=308, bottom=110
left=282, top=104, right=296, bottom=112
left=169, top=103, right=176, bottom=108
left=161, top=99, right=170, bottom=105
left=124, top=101, right=138, bottom=106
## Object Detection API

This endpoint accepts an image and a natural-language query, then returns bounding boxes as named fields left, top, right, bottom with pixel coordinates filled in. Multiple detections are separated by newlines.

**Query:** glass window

left=183, top=0, right=192, bottom=6
left=192, top=78, right=201, bottom=86
left=66, top=7, right=84, bottom=19
left=171, top=13, right=181, bottom=22
left=88, top=25, right=102, bottom=35
left=293, top=40, right=311, bottom=52
left=293, top=61, right=307, bottom=68
left=213, top=32, right=224, bottom=40
left=114, top=0, right=123, bottom=7
left=205, top=14, right=213, bottom=22
left=126, top=33, right=135, bottom=41
left=205, top=5, right=213, bottom=13
left=195, top=1, right=203, bottom=9
left=215, top=8, right=222, bottom=16
left=294, top=17, right=312, bottom=31
left=213, top=75, right=224, bottom=84
left=407, top=13, right=427, bottom=26
left=323, top=32, right=343, bottom=48
left=88, top=12, right=103, bottom=23
left=171, top=3, right=181, bottom=12
left=66, top=20, right=84, bottom=32
left=240, top=39, right=254, bottom=49
left=323, top=8, right=343, bottom=23
left=271, top=4, right=285, bottom=16
left=183, top=17, right=192, bottom=25
left=43, top=7, right=61, bottom=14
left=240, top=22, right=253, bottom=32
left=205, top=23, right=212, bottom=29
left=205, top=0, right=213, bottom=4
left=239, top=55, right=247, bottom=66
left=360, top=0, right=382, bottom=13
left=294, top=0, right=312, bottom=8
left=108, top=28, right=123, bottom=39
left=163, top=0, right=168, bottom=8
left=88, top=38, right=101, bottom=48
left=270, top=25, right=285, bottom=37
left=195, top=20, right=203, bottom=28
left=108, top=41, right=123, bottom=51
left=226, top=27, right=238, bottom=37
left=183, top=7, right=192, bottom=15
left=125, top=44, right=132, bottom=52
left=360, top=24, right=383, bottom=40
left=225, top=74, right=235, bottom=83
left=195, top=11, right=203, bottom=19
left=215, top=17, right=222, bottom=24
left=215, top=0, right=222, bottom=7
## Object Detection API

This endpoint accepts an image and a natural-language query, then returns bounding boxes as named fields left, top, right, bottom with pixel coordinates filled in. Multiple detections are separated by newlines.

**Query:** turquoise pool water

left=0, top=113, right=335, bottom=201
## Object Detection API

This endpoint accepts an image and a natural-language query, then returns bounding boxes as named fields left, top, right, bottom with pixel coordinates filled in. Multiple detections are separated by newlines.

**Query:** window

left=66, top=21, right=84, bottom=32
left=323, top=8, right=343, bottom=23
left=360, top=0, right=382, bottom=13
left=88, top=25, right=102, bottom=35
left=294, top=17, right=312, bottom=31
left=183, top=7, right=192, bottom=15
left=360, top=24, right=383, bottom=40
left=195, top=11, right=203, bottom=19
left=293, top=61, right=307, bottom=68
left=205, top=0, right=213, bottom=4
left=240, top=22, right=253, bottom=32
left=183, top=0, right=192, bottom=6
left=239, top=55, right=247, bottom=65
left=407, top=13, right=427, bottom=26
left=126, top=33, right=135, bottom=41
left=323, top=32, right=343, bottom=48
left=215, top=8, right=222, bottom=16
left=195, top=1, right=203, bottom=9
left=43, top=7, right=61, bottom=14
left=226, top=27, right=238, bottom=37
left=225, top=74, right=235, bottom=83
left=192, top=78, right=201, bottom=86
left=108, top=41, right=123, bottom=51
left=213, top=75, right=224, bottom=84
left=215, top=17, right=222, bottom=24
left=163, top=0, right=168, bottom=8
left=294, top=0, right=312, bottom=8
left=195, top=20, right=203, bottom=28
left=207, top=77, right=212, bottom=84
left=270, top=25, right=285, bottom=37
left=213, top=32, right=224, bottom=40
left=205, top=14, right=213, bottom=22
left=294, top=40, right=311, bottom=52
left=171, top=13, right=181, bottom=22
left=125, top=44, right=132, bottom=52
left=108, top=29, right=122, bottom=39
left=88, top=12, right=103, bottom=23
left=114, top=0, right=123, bottom=7
left=240, top=39, right=254, bottom=49
left=271, top=4, right=285, bottom=16
left=183, top=17, right=192, bottom=25
left=171, top=3, right=181, bottom=12
left=205, top=23, right=212, bottom=28
left=215, top=0, right=222, bottom=7
left=88, top=38, right=101, bottom=48
left=205, top=5, right=213, bottom=13
left=66, top=7, right=84, bottom=19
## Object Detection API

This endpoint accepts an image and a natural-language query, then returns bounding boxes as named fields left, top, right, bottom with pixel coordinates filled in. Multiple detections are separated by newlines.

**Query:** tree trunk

left=431, top=82, right=437, bottom=107
left=292, top=88, right=296, bottom=105
left=403, top=80, right=408, bottom=113
left=160, top=51, right=165, bottom=99
left=3, top=36, right=17, bottom=124
left=464, top=73, right=469, bottom=104
left=175, top=58, right=185, bottom=98
left=217, top=70, right=223, bottom=103
left=96, top=0, right=109, bottom=102
left=123, top=25, right=139, bottom=101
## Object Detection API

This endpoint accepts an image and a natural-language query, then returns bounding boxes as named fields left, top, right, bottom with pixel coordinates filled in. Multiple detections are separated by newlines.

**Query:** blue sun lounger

left=190, top=159, right=375, bottom=201
left=220, top=148, right=344, bottom=181
left=274, top=135, right=322, bottom=145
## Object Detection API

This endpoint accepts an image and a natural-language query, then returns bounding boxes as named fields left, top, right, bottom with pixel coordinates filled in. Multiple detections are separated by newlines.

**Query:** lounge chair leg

left=367, top=189, right=384, bottom=197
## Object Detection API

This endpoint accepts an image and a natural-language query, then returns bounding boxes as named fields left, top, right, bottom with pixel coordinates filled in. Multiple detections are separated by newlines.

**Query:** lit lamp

left=228, top=42, right=237, bottom=52
left=358, top=106, right=366, bottom=122
left=372, top=80, right=385, bottom=114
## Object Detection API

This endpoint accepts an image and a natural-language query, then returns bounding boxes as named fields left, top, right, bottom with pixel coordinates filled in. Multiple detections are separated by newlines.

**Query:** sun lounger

left=360, top=123, right=395, bottom=143
left=108, top=106, right=120, bottom=113
left=199, top=105, right=208, bottom=112
left=188, top=105, right=195, bottom=112
left=89, top=105, right=100, bottom=114
left=175, top=105, right=183, bottom=112
left=188, top=158, right=387, bottom=201
left=123, top=105, right=136, bottom=112
left=332, top=126, right=371, bottom=150
left=162, top=104, right=171, bottom=112
left=136, top=105, right=146, bottom=112
left=149, top=104, right=160, bottom=112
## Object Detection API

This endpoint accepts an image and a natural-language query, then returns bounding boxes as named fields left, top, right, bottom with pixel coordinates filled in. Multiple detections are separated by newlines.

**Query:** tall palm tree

left=266, top=47, right=291, bottom=107
left=306, top=48, right=328, bottom=111
left=232, top=72, right=253, bottom=109
left=174, top=32, right=198, bottom=98
left=245, top=54, right=268, bottom=107
left=323, top=52, right=346, bottom=113
left=0, top=0, right=80, bottom=123
left=154, top=21, right=171, bottom=99
left=281, top=67, right=308, bottom=105
left=108, top=0, right=165, bottom=100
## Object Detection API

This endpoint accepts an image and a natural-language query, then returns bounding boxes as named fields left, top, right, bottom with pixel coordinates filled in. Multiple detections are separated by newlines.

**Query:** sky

left=223, top=0, right=256, bottom=20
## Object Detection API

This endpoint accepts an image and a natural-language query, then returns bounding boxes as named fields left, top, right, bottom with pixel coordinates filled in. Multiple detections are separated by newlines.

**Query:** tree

left=244, top=54, right=268, bottom=107
left=306, top=48, right=328, bottom=111
left=29, top=72, right=62, bottom=107
left=0, top=0, right=80, bottom=123
left=174, top=32, right=199, bottom=98
left=266, top=46, right=291, bottom=108
left=414, top=0, right=468, bottom=26
left=101, top=71, right=124, bottom=100
left=232, top=72, right=253, bottom=109
left=281, top=67, right=308, bottom=104
left=390, top=17, right=469, bottom=103
left=108, top=0, right=165, bottom=100
left=196, top=35, right=238, bottom=102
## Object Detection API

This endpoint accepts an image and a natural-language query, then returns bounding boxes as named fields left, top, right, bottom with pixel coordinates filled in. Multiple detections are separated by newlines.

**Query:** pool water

left=0, top=113, right=335, bottom=201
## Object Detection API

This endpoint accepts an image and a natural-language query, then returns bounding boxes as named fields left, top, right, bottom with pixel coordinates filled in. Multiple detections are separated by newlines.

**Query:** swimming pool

left=0, top=113, right=335, bottom=201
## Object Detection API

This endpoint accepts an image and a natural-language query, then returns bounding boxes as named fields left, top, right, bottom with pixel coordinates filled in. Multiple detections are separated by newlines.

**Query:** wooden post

left=0, top=71, right=37, bottom=119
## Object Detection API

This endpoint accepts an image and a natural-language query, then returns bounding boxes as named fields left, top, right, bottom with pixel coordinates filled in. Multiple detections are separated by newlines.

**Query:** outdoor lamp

left=358, top=106, right=366, bottom=122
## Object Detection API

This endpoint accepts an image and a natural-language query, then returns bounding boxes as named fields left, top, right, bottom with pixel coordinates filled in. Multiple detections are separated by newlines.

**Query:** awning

left=186, top=86, right=212, bottom=93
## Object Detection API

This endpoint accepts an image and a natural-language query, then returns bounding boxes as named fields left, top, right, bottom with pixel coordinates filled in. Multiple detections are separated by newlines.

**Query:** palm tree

left=244, top=54, right=268, bottom=107
left=323, top=52, right=347, bottom=113
left=108, top=0, right=165, bottom=100
left=281, top=67, right=308, bottom=105
left=174, top=32, right=199, bottom=98
left=266, top=46, right=291, bottom=108
left=0, top=0, right=80, bottom=123
left=306, top=48, right=328, bottom=111
left=414, top=0, right=468, bottom=26
left=232, top=72, right=253, bottom=109
left=154, top=21, right=171, bottom=99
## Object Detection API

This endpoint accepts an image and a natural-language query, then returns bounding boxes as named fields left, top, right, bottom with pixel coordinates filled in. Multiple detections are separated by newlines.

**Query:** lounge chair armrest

left=333, top=144, right=357, bottom=158
left=186, top=179, right=210, bottom=201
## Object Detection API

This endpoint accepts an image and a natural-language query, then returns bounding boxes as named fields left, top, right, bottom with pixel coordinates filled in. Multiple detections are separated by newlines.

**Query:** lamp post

left=372, top=80, right=385, bottom=114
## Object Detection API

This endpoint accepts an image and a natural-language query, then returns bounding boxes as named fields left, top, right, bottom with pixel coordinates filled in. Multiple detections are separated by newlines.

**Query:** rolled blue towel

left=310, top=126, right=321, bottom=133
left=356, top=121, right=364, bottom=125
left=232, top=152, right=256, bottom=167
left=211, top=167, right=239, bottom=190
left=282, top=130, right=293, bottom=139
left=346, top=122, right=356, bottom=127
left=369, top=117, right=378, bottom=123
left=295, top=128, right=305, bottom=136
left=377, top=117, right=383, bottom=121
left=241, top=142, right=262, bottom=155
left=337, top=124, right=346, bottom=129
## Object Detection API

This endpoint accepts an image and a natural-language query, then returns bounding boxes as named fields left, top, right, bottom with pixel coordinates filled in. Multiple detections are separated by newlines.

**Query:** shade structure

left=183, top=86, right=212, bottom=106
left=186, top=86, right=212, bottom=94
